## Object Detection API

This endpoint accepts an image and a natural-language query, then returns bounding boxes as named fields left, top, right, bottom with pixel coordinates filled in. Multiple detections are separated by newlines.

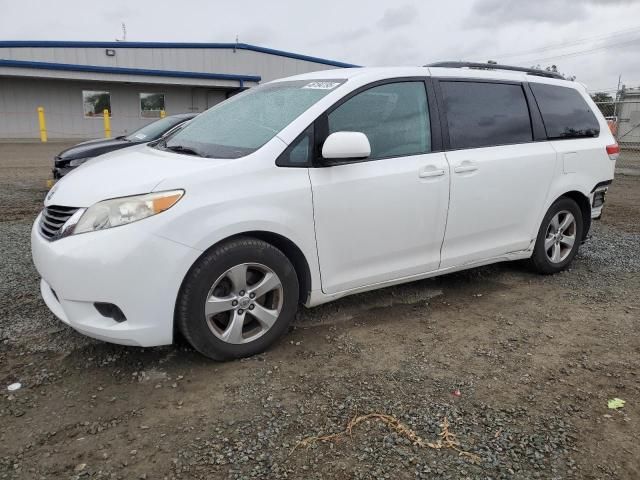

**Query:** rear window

left=440, top=81, right=533, bottom=149
left=529, top=83, right=600, bottom=139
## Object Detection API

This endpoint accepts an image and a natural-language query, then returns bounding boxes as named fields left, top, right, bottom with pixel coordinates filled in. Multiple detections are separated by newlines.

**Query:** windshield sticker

left=302, top=81, right=341, bottom=90
left=133, top=133, right=147, bottom=140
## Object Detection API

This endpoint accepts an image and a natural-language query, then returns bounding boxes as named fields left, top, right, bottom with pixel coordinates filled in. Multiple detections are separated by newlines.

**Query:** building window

left=83, top=90, right=112, bottom=117
left=140, top=93, right=166, bottom=118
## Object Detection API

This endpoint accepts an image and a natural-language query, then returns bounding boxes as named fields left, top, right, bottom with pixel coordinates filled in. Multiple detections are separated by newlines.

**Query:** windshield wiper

left=163, top=144, right=206, bottom=157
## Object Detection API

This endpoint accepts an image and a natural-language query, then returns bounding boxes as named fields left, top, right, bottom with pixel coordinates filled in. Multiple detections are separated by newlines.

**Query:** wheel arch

left=175, top=230, right=312, bottom=318
left=236, top=230, right=313, bottom=304
left=557, top=190, right=591, bottom=241
left=173, top=230, right=314, bottom=342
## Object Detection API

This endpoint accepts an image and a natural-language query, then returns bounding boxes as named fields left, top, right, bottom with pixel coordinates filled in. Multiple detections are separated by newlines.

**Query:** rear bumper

left=590, top=180, right=612, bottom=219
left=31, top=214, right=202, bottom=347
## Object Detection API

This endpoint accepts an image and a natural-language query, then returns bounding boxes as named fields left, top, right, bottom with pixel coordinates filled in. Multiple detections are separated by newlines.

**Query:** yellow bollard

left=103, top=109, right=111, bottom=138
left=160, top=110, right=166, bottom=118
left=37, top=107, right=48, bottom=142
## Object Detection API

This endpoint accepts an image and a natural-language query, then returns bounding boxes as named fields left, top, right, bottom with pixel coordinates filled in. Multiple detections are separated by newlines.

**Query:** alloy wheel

left=544, top=210, right=576, bottom=264
left=204, top=263, right=284, bottom=344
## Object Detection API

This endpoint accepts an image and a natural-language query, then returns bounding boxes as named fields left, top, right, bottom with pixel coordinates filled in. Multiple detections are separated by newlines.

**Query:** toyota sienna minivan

left=32, top=63, right=617, bottom=360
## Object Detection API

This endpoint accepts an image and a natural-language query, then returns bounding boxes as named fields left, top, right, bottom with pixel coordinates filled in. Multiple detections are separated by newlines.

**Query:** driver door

left=308, top=80, right=450, bottom=294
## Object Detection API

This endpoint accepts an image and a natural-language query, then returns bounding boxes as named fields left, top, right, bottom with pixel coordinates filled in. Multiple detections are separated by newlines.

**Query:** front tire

left=176, top=237, right=299, bottom=360
left=529, top=197, right=583, bottom=274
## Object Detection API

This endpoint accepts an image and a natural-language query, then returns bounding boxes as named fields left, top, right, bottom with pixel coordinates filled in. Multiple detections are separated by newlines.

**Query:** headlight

left=73, top=190, right=184, bottom=234
left=68, top=157, right=93, bottom=167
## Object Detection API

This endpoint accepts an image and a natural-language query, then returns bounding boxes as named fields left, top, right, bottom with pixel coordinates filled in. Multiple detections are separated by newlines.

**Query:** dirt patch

left=601, top=174, right=640, bottom=233
left=1, top=143, right=639, bottom=479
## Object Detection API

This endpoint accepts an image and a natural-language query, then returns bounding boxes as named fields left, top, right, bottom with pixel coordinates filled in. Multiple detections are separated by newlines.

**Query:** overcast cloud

left=2, top=0, right=640, bottom=91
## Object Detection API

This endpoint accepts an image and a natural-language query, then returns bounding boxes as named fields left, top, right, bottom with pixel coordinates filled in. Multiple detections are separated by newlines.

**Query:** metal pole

left=37, top=106, right=47, bottom=142
left=613, top=74, right=622, bottom=118
left=103, top=109, right=111, bottom=138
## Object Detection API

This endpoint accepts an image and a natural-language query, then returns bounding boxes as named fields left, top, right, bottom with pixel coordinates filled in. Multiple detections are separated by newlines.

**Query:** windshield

left=126, top=116, right=188, bottom=142
left=161, top=80, right=345, bottom=158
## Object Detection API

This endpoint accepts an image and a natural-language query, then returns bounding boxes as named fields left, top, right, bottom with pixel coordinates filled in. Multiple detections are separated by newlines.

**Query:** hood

left=56, top=137, right=142, bottom=162
left=46, top=145, right=225, bottom=207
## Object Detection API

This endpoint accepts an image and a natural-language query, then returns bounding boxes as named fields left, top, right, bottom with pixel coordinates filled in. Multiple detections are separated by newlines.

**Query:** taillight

left=606, top=144, right=620, bottom=161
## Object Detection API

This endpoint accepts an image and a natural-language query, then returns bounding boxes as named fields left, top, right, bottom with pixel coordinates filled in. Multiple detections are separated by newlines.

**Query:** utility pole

left=613, top=74, right=622, bottom=118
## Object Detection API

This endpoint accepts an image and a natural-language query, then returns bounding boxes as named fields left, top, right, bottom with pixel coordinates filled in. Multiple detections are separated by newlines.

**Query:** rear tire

left=176, top=237, right=299, bottom=360
left=529, top=197, right=583, bottom=274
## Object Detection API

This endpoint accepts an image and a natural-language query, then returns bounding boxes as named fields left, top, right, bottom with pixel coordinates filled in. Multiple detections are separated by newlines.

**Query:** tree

left=590, top=92, right=615, bottom=117
left=591, top=92, right=614, bottom=103
left=530, top=64, right=576, bottom=81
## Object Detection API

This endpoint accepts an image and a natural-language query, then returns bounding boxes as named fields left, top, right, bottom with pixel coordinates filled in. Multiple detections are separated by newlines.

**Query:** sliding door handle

left=454, top=164, right=478, bottom=173
left=419, top=168, right=445, bottom=178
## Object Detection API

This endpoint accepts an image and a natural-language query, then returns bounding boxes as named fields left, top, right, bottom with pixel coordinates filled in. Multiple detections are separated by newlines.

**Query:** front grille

left=40, top=205, right=80, bottom=239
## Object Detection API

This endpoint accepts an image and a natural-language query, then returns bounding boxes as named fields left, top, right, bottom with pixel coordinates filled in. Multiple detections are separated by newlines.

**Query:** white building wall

left=618, top=92, right=640, bottom=145
left=0, top=76, right=227, bottom=139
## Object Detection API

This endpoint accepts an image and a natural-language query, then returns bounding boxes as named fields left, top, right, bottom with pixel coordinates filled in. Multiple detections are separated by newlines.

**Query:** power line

left=511, top=35, right=640, bottom=65
left=491, top=25, right=640, bottom=60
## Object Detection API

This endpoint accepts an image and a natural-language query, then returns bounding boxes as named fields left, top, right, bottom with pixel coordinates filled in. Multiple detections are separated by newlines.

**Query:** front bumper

left=31, top=215, right=202, bottom=347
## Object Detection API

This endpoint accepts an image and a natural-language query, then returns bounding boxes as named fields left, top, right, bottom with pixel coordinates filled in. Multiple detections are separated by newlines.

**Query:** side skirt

left=304, top=249, right=533, bottom=308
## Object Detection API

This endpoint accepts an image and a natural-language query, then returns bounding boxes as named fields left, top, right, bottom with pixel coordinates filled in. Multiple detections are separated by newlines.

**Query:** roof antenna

left=116, top=22, right=127, bottom=42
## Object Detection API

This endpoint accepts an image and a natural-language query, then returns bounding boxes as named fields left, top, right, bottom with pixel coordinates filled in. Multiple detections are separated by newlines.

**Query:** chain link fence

left=595, top=101, right=640, bottom=168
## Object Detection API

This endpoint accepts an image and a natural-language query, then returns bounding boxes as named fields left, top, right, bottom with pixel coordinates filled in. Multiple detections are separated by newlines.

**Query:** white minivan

left=32, top=63, right=617, bottom=360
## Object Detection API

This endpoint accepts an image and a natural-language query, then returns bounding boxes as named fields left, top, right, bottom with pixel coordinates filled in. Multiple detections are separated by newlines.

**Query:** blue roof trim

left=0, top=41, right=360, bottom=68
left=0, top=59, right=261, bottom=83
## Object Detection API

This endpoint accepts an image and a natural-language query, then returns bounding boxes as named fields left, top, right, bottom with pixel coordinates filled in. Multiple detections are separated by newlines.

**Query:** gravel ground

left=1, top=143, right=639, bottom=479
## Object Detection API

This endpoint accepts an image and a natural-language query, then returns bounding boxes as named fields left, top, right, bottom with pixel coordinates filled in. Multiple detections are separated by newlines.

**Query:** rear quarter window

left=529, top=83, right=600, bottom=139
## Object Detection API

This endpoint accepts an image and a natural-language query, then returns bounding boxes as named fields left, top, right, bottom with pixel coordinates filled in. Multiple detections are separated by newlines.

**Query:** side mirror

left=321, top=131, right=371, bottom=161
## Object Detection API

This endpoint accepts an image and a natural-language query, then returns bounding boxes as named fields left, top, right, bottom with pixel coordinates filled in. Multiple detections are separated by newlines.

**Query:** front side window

left=276, top=126, right=313, bottom=167
left=140, top=93, right=166, bottom=118
left=163, top=80, right=344, bottom=159
left=441, top=81, right=532, bottom=149
left=83, top=90, right=111, bottom=117
left=529, top=83, right=600, bottom=139
left=327, top=81, right=431, bottom=159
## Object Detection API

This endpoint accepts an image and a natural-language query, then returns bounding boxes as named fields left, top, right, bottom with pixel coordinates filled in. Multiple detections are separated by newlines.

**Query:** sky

left=2, top=0, right=640, bottom=94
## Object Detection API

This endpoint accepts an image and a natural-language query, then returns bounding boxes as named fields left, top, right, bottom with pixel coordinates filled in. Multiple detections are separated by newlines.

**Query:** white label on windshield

left=133, top=133, right=147, bottom=140
left=302, top=81, right=340, bottom=90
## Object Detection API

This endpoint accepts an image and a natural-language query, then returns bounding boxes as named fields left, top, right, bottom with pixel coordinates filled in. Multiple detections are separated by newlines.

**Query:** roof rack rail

left=425, top=61, right=565, bottom=80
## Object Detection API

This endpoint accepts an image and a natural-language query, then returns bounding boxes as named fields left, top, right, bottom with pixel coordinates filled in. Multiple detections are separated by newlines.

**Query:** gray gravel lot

left=1, top=142, right=639, bottom=479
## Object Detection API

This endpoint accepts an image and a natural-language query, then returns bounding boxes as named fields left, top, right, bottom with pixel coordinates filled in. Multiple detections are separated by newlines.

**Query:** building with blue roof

left=0, top=41, right=357, bottom=139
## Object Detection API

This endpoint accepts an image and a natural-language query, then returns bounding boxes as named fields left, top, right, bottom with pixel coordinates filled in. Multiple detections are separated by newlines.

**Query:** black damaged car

left=52, top=113, right=197, bottom=179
